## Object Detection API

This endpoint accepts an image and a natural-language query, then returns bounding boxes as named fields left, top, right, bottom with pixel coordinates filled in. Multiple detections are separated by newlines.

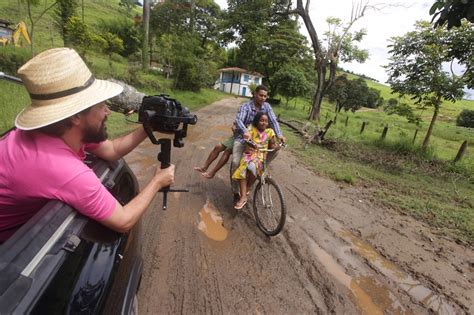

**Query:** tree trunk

left=142, top=0, right=150, bottom=70
left=296, top=0, right=324, bottom=122
left=26, top=2, right=35, bottom=55
left=309, top=62, right=325, bottom=121
left=422, top=100, right=441, bottom=150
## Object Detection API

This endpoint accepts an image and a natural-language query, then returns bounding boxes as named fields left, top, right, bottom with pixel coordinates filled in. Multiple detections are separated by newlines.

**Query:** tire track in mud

left=277, top=159, right=465, bottom=313
left=275, top=159, right=424, bottom=313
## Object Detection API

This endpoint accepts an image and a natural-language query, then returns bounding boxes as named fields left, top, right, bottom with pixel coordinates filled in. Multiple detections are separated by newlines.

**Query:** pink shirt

left=0, top=129, right=116, bottom=242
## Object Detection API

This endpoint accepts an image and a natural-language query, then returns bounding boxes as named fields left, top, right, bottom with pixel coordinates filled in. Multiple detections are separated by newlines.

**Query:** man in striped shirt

left=231, top=85, right=286, bottom=204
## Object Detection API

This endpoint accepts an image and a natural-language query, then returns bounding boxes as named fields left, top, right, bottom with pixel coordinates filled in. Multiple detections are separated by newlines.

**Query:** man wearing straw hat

left=0, top=47, right=175, bottom=243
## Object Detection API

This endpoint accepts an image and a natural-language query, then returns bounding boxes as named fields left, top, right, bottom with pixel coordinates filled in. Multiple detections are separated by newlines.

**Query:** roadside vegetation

left=0, top=0, right=472, bottom=243
left=274, top=94, right=473, bottom=244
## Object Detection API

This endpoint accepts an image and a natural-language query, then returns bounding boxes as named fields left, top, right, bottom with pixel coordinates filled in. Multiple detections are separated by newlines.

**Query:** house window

left=244, top=74, right=249, bottom=82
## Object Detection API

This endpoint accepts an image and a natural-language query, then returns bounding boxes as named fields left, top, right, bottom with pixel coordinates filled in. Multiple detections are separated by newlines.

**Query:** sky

left=214, top=0, right=473, bottom=99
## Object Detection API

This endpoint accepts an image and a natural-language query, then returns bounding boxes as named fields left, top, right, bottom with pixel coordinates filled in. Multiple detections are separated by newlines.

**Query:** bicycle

left=234, top=140, right=287, bottom=236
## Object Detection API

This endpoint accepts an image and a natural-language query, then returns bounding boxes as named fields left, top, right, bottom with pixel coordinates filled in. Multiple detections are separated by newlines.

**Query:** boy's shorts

left=221, top=136, right=234, bottom=150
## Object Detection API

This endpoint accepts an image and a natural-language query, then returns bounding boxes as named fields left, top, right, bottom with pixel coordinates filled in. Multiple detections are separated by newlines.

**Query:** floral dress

left=232, top=126, right=275, bottom=180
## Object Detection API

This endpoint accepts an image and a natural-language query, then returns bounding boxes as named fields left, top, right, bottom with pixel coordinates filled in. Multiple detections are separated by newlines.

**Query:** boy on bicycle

left=194, top=122, right=237, bottom=179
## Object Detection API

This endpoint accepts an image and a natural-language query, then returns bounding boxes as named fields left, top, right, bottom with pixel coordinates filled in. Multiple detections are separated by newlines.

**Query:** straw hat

left=15, top=48, right=123, bottom=130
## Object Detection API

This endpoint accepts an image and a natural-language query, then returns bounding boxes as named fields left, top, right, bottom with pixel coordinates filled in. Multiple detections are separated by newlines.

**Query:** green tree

left=366, top=87, right=383, bottom=108
left=151, top=0, right=223, bottom=45
left=142, top=0, right=150, bottom=70
left=65, top=16, right=103, bottom=58
left=385, top=21, right=472, bottom=149
left=326, top=75, right=349, bottom=114
left=23, top=0, right=58, bottom=55
left=54, top=0, right=78, bottom=46
left=456, top=109, right=474, bottom=128
left=150, top=0, right=225, bottom=91
left=100, top=32, right=124, bottom=66
left=327, top=75, right=371, bottom=123
left=119, top=0, right=136, bottom=14
left=224, top=1, right=312, bottom=97
left=293, top=1, right=371, bottom=122
left=430, top=0, right=474, bottom=29
left=274, top=66, right=311, bottom=106
left=387, top=98, right=398, bottom=107
left=384, top=100, right=422, bottom=125
left=98, top=18, right=141, bottom=57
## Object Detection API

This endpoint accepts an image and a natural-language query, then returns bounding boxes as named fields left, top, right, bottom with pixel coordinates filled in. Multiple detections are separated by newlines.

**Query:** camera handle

left=143, top=125, right=190, bottom=210
left=156, top=138, right=189, bottom=210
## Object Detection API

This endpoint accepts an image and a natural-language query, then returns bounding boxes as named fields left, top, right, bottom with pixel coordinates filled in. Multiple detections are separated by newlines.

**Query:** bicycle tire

left=253, top=177, right=286, bottom=236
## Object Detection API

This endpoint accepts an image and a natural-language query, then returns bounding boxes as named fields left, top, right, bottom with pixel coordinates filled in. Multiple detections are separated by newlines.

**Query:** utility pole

left=142, top=0, right=150, bottom=70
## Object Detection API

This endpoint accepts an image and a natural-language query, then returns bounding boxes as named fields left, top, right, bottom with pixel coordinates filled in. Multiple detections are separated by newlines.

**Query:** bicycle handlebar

left=243, top=139, right=287, bottom=152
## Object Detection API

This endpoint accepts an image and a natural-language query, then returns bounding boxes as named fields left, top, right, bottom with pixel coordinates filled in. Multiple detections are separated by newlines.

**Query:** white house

left=214, top=67, right=263, bottom=97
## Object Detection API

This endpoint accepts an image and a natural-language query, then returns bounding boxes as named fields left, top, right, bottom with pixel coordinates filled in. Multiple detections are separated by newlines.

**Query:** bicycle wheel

left=253, top=177, right=286, bottom=236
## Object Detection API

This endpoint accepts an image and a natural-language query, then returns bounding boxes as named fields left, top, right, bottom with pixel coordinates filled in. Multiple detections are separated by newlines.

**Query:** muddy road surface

left=125, top=98, right=473, bottom=314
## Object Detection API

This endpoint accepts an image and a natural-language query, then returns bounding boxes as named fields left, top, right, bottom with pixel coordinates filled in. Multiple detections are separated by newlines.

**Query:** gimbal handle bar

left=156, top=138, right=189, bottom=210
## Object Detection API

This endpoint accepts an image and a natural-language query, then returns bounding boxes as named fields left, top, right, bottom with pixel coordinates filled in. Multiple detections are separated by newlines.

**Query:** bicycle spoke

left=253, top=178, right=286, bottom=236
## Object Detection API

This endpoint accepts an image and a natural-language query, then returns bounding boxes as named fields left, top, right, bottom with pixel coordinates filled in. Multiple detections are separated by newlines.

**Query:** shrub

left=0, top=47, right=32, bottom=75
left=97, top=18, right=141, bottom=57
left=456, top=109, right=474, bottom=128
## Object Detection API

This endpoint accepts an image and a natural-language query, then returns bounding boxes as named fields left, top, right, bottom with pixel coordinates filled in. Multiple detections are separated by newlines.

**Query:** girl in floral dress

left=232, top=111, right=277, bottom=209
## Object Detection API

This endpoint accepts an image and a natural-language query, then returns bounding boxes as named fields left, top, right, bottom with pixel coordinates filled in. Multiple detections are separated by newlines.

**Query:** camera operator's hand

left=154, top=164, right=175, bottom=187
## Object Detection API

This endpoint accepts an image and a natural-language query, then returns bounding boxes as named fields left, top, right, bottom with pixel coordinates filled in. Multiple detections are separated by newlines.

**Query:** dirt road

left=126, top=98, right=473, bottom=314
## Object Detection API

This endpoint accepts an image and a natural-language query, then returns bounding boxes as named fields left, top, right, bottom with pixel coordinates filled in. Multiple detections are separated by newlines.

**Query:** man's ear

left=70, top=113, right=83, bottom=127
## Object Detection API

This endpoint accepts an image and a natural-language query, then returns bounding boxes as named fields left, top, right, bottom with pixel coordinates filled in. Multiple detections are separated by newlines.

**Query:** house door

left=242, top=87, right=247, bottom=96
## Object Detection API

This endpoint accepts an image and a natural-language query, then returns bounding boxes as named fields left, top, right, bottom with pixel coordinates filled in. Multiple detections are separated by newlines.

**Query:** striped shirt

left=234, top=100, right=282, bottom=143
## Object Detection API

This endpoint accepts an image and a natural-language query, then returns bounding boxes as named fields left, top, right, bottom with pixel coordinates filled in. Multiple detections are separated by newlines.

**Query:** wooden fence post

left=360, top=121, right=367, bottom=134
left=381, top=125, right=389, bottom=139
left=412, top=128, right=419, bottom=143
left=345, top=116, right=349, bottom=127
left=317, top=120, right=333, bottom=141
left=453, top=140, right=468, bottom=163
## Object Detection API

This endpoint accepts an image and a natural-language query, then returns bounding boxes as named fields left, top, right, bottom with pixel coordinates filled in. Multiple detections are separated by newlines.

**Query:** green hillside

left=0, top=0, right=136, bottom=52
left=0, top=0, right=228, bottom=137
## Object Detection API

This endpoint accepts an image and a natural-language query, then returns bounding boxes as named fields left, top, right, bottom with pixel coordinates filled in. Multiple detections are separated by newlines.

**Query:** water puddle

left=325, top=218, right=457, bottom=314
left=198, top=199, right=228, bottom=241
left=308, top=238, right=405, bottom=314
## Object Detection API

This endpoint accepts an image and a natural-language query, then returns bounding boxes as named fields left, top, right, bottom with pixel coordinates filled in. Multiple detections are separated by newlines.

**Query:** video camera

left=138, top=94, right=197, bottom=147
left=136, top=94, right=198, bottom=210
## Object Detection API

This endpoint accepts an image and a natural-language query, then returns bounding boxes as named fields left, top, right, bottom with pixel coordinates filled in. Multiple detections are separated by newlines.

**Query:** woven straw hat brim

left=15, top=79, right=123, bottom=130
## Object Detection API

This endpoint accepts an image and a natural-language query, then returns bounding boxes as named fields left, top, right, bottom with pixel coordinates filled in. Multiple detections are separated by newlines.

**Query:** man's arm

left=90, top=126, right=148, bottom=161
left=99, top=164, right=175, bottom=232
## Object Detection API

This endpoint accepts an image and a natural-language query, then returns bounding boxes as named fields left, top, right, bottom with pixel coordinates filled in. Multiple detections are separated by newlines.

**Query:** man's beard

left=83, top=120, right=108, bottom=143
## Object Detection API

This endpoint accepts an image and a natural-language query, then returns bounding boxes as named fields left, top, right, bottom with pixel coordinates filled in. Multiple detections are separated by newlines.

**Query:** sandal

left=234, top=199, right=247, bottom=210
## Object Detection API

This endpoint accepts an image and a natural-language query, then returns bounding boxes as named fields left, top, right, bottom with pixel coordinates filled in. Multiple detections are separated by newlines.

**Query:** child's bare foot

left=201, top=171, right=214, bottom=179
left=234, top=198, right=247, bottom=210
left=193, top=166, right=206, bottom=173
